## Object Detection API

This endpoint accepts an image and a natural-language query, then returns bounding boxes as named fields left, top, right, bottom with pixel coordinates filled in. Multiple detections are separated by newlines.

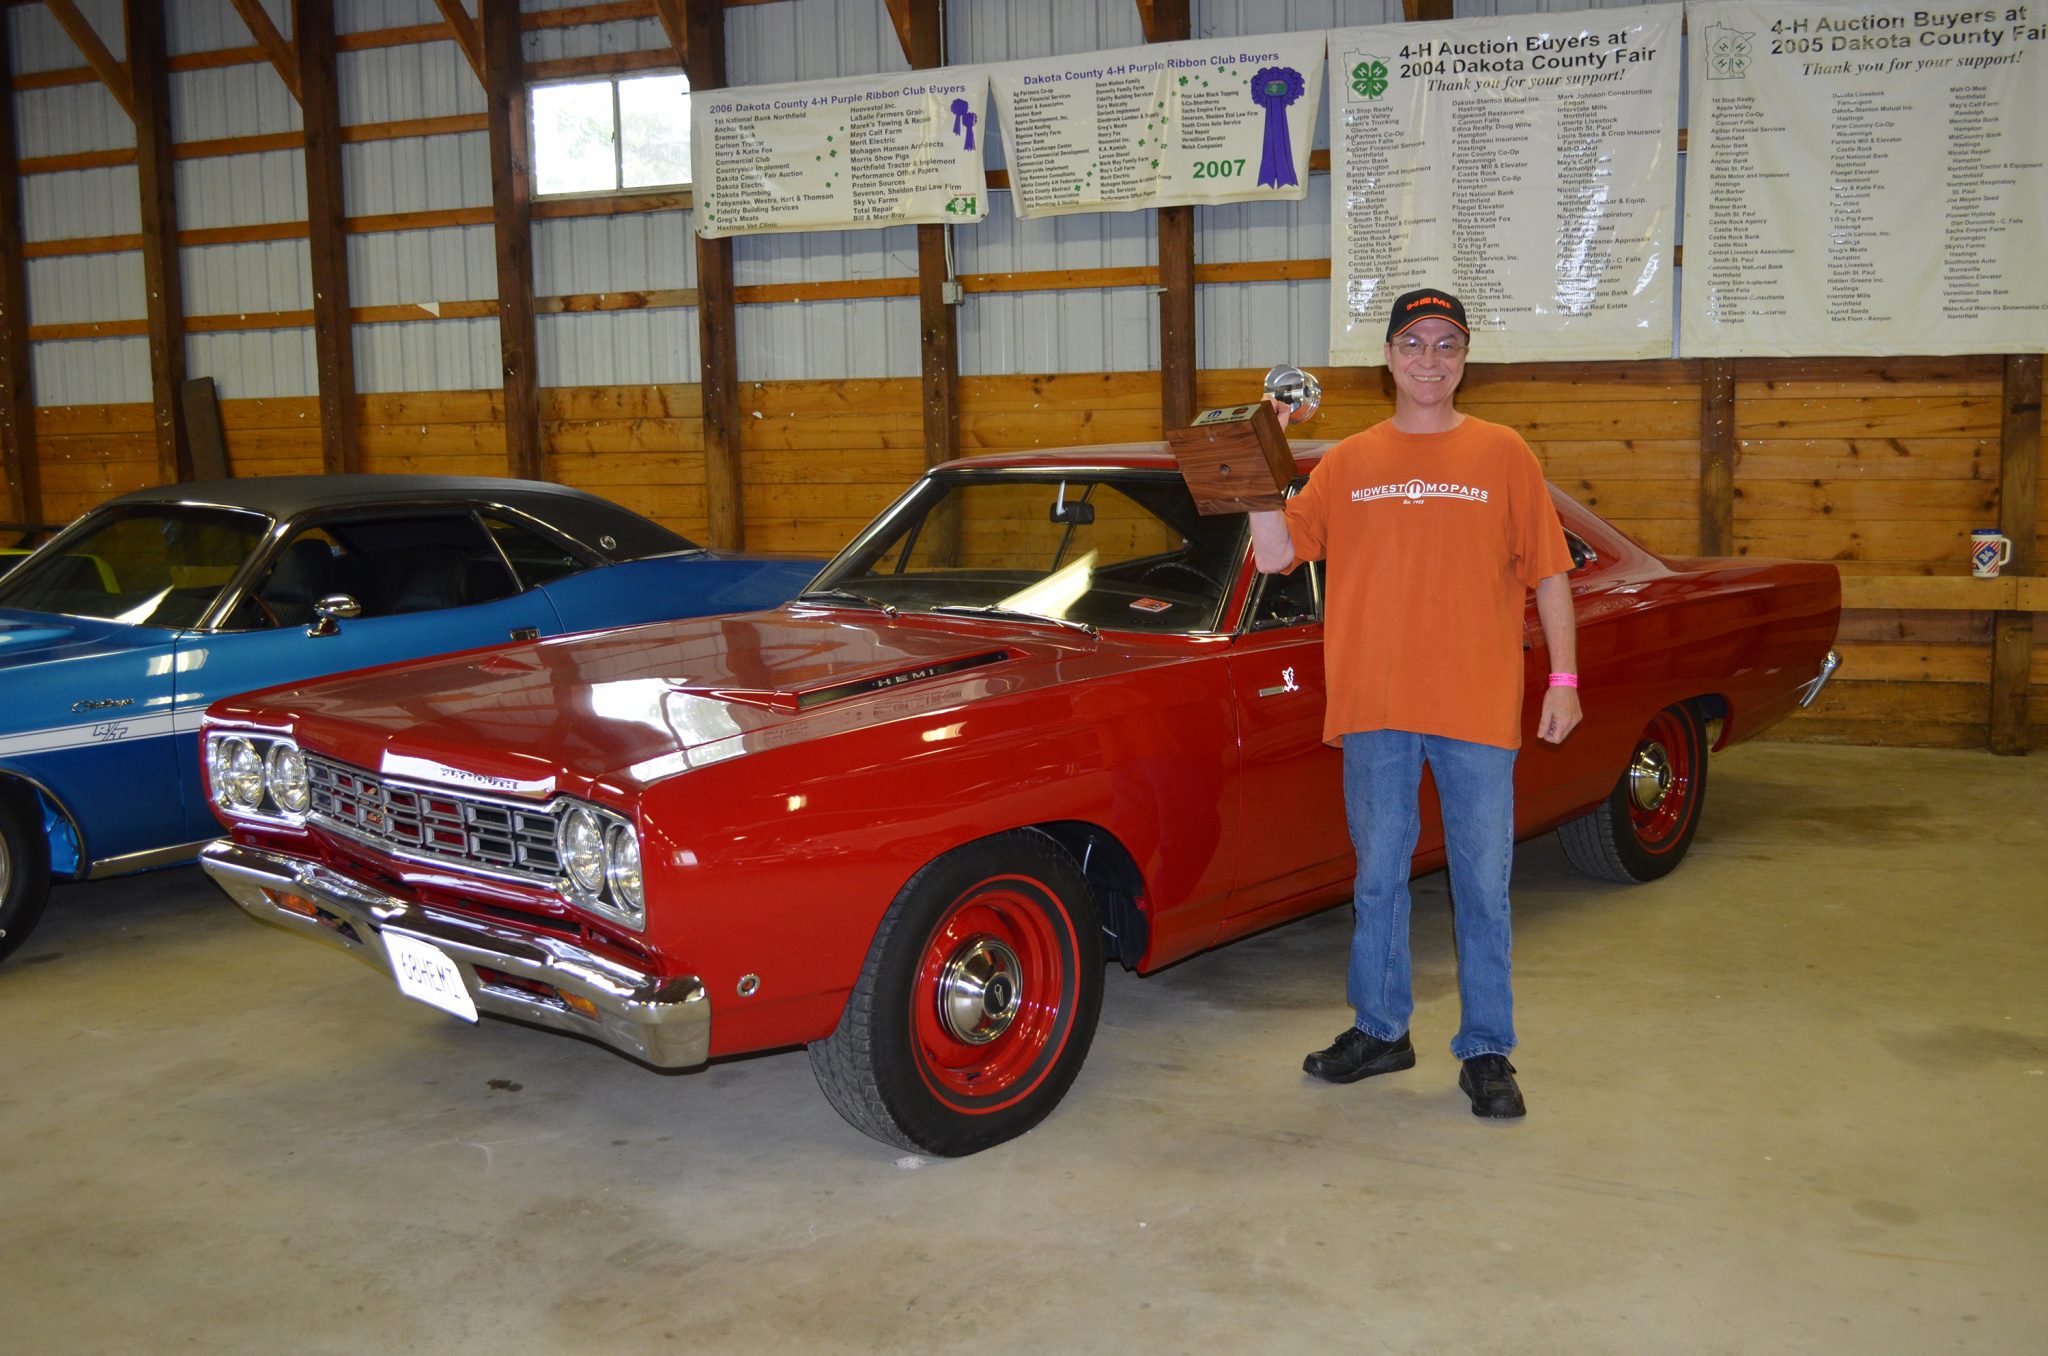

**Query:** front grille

left=305, top=755, right=561, bottom=886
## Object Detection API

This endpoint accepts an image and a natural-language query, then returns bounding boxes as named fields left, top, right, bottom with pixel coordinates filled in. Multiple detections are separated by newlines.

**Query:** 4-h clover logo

left=1349, top=54, right=1389, bottom=100
left=1705, top=24, right=1753, bottom=79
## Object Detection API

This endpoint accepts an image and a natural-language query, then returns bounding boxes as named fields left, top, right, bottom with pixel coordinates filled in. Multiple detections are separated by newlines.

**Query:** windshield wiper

left=796, top=587, right=897, bottom=615
left=927, top=604, right=1097, bottom=637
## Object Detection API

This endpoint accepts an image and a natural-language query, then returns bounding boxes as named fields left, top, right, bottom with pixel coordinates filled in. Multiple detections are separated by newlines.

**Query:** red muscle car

left=200, top=446, right=1840, bottom=1155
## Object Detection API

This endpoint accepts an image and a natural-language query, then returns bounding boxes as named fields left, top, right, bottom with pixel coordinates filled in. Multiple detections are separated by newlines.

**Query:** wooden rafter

left=431, top=0, right=487, bottom=83
left=686, top=0, right=743, bottom=549
left=227, top=0, right=302, bottom=102
left=41, top=0, right=134, bottom=121
left=1133, top=0, right=1166, bottom=45
left=1403, top=0, right=1454, bottom=21
left=651, top=0, right=687, bottom=65
left=1147, top=0, right=1196, bottom=432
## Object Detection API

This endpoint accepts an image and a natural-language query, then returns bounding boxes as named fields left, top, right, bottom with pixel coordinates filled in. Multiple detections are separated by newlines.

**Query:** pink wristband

left=1547, top=672, right=1579, bottom=689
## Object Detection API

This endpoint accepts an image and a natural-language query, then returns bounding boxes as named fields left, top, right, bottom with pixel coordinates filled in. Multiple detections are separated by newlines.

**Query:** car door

left=1220, top=561, right=1352, bottom=932
left=169, top=509, right=565, bottom=841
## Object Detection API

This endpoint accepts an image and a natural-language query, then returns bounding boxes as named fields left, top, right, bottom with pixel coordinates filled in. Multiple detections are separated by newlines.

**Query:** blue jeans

left=1342, top=730, right=1518, bottom=1060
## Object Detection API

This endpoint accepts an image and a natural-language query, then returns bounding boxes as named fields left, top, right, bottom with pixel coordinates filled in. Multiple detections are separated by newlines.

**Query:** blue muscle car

left=0, top=475, right=819, bottom=961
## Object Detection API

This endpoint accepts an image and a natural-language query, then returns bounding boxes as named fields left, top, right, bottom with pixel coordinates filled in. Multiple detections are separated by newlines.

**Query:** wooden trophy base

left=1166, top=401, right=1301, bottom=515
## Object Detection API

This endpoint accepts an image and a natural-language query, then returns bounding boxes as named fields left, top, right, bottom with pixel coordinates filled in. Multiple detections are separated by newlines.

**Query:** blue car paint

left=0, top=550, right=817, bottom=883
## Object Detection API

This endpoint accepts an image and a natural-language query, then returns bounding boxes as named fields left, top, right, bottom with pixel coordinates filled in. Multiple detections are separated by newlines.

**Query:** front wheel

left=809, top=831, right=1103, bottom=1156
left=0, top=791, right=54, bottom=963
left=1558, top=702, right=1709, bottom=883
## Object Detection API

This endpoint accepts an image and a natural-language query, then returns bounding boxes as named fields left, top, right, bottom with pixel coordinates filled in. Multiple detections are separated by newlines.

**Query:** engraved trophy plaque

left=1166, top=365, right=1321, bottom=515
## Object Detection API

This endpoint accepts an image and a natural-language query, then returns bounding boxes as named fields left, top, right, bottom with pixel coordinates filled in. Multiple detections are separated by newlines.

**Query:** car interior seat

left=258, top=537, right=340, bottom=626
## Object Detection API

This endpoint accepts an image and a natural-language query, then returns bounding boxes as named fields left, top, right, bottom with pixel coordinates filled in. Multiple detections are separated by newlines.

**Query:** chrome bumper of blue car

left=1796, top=650, right=1842, bottom=708
left=200, top=841, right=709, bottom=1069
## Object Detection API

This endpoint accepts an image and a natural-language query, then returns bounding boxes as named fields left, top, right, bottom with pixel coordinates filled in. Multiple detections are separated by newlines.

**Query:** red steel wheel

left=810, top=831, right=1103, bottom=1156
left=1558, top=701, right=1710, bottom=884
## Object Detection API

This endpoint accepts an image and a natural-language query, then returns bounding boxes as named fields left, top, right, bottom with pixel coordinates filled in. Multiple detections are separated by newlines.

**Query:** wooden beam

left=126, top=0, right=189, bottom=483
left=1403, top=0, right=1454, bottom=20
left=687, top=0, right=743, bottom=549
left=1149, top=0, right=1195, bottom=432
left=42, top=0, right=134, bottom=120
left=1989, top=353, right=2041, bottom=754
left=1699, top=358, right=1735, bottom=555
left=901, top=0, right=960, bottom=490
left=296, top=0, right=359, bottom=474
left=651, top=0, right=687, bottom=64
left=228, top=0, right=302, bottom=102
left=432, top=0, right=487, bottom=84
left=480, top=1, right=541, bottom=481
left=0, top=16, right=41, bottom=522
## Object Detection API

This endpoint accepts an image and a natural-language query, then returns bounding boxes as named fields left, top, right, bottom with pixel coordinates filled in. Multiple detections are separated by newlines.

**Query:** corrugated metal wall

left=8, top=0, right=1678, bottom=405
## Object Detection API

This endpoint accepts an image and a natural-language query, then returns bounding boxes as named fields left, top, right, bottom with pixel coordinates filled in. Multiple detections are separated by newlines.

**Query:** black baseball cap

left=1386, top=288, right=1470, bottom=341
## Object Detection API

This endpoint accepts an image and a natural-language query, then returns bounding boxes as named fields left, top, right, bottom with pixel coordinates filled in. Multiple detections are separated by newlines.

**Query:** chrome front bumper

left=1796, top=649, right=1842, bottom=708
left=201, top=841, right=710, bottom=1069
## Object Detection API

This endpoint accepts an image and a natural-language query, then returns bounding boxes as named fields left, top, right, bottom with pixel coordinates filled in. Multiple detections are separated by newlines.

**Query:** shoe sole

left=1302, top=1046, right=1416, bottom=1085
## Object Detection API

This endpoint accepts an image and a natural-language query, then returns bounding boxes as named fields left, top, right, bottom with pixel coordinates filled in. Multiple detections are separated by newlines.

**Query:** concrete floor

left=2, top=742, right=2043, bottom=1355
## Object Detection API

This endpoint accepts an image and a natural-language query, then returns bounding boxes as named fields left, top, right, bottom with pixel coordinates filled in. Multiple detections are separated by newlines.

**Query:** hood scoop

left=796, top=648, right=1012, bottom=709
left=683, top=648, right=1014, bottom=714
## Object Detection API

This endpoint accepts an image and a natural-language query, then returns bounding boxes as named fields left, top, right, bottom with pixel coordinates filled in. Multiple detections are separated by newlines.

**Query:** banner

left=1328, top=5, right=1682, bottom=364
left=692, top=71, right=989, bottom=238
left=989, top=32, right=1326, bottom=219
left=1681, top=0, right=2048, bottom=356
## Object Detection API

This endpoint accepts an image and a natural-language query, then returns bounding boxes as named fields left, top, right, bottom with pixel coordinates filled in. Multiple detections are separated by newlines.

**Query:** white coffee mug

left=1970, top=529, right=2012, bottom=579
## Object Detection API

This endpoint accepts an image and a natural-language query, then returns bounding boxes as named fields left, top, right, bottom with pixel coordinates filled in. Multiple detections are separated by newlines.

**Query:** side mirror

left=307, top=592, right=362, bottom=638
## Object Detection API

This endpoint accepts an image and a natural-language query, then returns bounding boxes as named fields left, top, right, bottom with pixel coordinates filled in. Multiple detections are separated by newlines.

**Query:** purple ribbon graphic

left=1249, top=66, right=1304, bottom=189
left=950, top=97, right=977, bottom=151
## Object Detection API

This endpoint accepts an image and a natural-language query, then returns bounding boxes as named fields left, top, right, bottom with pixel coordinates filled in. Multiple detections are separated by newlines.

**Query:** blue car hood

left=0, top=608, right=173, bottom=667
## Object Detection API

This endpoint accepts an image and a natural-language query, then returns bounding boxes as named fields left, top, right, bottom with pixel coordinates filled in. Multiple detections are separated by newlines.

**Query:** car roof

left=97, top=474, right=694, bottom=558
left=933, top=441, right=1335, bottom=475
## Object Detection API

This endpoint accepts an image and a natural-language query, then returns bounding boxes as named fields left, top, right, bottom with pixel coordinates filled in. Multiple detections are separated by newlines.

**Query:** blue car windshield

left=0, top=505, right=270, bottom=628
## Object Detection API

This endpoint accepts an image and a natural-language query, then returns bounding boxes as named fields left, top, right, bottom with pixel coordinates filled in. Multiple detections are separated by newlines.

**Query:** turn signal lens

left=265, top=742, right=310, bottom=814
left=558, top=806, right=606, bottom=896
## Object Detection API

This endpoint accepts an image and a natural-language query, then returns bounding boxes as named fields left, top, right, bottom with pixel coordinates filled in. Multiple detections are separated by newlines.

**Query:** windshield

left=0, top=505, right=270, bottom=628
left=809, top=470, right=1245, bottom=634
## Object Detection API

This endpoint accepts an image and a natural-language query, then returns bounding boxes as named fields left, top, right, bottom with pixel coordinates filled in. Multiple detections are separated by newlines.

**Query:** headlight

left=605, top=823, right=644, bottom=918
left=220, top=738, right=265, bottom=810
left=265, top=743, right=310, bottom=814
left=557, top=806, right=607, bottom=897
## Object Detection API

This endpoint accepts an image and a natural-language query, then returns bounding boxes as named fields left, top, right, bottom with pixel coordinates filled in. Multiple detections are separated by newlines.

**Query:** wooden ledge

left=1841, top=575, right=2047, bottom=613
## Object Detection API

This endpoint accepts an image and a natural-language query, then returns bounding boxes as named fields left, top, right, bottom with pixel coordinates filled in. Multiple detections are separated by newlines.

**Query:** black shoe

left=1459, top=1054, right=1526, bottom=1118
left=1302, top=1028, right=1416, bottom=1084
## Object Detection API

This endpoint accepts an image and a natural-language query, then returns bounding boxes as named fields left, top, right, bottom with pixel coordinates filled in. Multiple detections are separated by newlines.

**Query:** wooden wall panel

left=16, top=362, right=2039, bottom=751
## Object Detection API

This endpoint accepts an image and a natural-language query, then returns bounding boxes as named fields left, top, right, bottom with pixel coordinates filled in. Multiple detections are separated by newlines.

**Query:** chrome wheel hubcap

left=1628, top=742, right=1674, bottom=812
left=936, top=937, right=1023, bottom=1045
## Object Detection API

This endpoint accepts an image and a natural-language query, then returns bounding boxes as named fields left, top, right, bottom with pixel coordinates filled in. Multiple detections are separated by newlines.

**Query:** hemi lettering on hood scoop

left=671, top=648, right=1014, bottom=714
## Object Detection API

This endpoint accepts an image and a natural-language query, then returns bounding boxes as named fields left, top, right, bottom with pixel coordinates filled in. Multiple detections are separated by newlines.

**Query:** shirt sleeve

left=1507, top=437, right=1574, bottom=588
left=1282, top=448, right=1332, bottom=564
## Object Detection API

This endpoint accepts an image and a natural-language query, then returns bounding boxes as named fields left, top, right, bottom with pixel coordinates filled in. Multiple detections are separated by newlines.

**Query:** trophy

left=1166, top=365, right=1322, bottom=515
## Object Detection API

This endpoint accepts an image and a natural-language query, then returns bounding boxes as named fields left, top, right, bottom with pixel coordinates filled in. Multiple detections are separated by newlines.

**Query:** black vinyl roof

left=101, top=474, right=696, bottom=561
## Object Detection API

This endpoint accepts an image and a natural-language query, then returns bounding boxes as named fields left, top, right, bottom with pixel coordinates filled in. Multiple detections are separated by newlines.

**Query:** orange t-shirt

left=1283, top=415, right=1572, bottom=749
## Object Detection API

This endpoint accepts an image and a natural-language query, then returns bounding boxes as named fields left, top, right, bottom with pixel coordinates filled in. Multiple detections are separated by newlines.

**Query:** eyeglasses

left=1391, top=334, right=1469, bottom=358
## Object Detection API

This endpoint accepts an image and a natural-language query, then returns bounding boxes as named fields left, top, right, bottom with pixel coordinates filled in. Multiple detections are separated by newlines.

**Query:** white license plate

left=386, top=933, right=479, bottom=1023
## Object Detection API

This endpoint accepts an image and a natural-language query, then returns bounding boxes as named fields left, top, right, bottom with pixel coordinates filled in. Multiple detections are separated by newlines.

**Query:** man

left=1248, top=288, right=1581, bottom=1119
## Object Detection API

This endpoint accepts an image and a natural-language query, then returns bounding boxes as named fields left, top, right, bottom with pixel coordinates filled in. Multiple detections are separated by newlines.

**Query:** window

left=531, top=73, right=691, bottom=196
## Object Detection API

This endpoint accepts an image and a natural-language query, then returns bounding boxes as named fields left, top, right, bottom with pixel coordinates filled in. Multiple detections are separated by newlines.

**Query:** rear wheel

left=0, top=792, right=53, bottom=963
left=1558, top=702, right=1709, bottom=883
left=809, top=832, right=1103, bottom=1156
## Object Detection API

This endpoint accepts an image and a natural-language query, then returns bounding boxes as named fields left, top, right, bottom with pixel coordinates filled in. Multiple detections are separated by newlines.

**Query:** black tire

left=809, top=831, right=1104, bottom=1156
left=0, top=790, right=53, bottom=964
left=1558, top=702, right=1709, bottom=884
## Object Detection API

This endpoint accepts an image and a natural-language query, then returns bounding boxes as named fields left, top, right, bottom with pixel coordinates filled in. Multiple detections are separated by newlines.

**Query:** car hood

left=211, top=608, right=1166, bottom=795
left=0, top=607, right=168, bottom=666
